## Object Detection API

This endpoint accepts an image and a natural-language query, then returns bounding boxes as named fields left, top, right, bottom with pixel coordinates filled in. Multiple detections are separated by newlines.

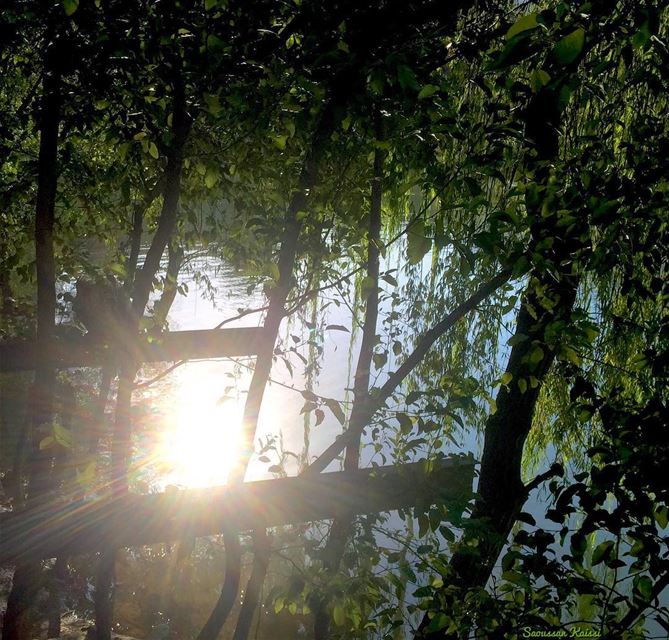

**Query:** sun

left=158, top=363, right=243, bottom=488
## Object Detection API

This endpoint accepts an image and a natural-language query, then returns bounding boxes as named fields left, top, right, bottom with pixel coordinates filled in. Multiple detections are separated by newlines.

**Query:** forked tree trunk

left=89, top=181, right=163, bottom=456
left=93, top=68, right=191, bottom=640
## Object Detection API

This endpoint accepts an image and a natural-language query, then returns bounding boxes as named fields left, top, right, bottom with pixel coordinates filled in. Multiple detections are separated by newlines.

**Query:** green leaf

left=148, top=142, right=159, bottom=159
left=426, top=612, right=449, bottom=633
left=654, top=506, right=668, bottom=529
left=268, top=262, right=280, bottom=282
left=205, top=167, right=218, bottom=189
left=398, top=65, right=419, bottom=91
left=349, top=606, right=361, bottom=629
left=207, top=34, right=225, bottom=52
left=333, top=604, right=345, bottom=626
left=368, top=69, right=385, bottom=95
left=205, top=0, right=218, bottom=10
left=632, top=22, right=651, bottom=50
left=396, top=412, right=413, bottom=434
left=54, top=424, right=75, bottom=449
left=39, top=436, right=55, bottom=450
left=501, top=372, right=513, bottom=386
left=502, top=569, right=531, bottom=590
left=109, top=262, right=127, bottom=277
left=381, top=273, right=398, bottom=287
left=372, top=351, right=387, bottom=370
left=274, top=597, right=285, bottom=614
left=634, top=575, right=653, bottom=601
left=506, top=13, right=539, bottom=40
left=559, top=345, right=582, bottom=366
left=417, top=84, right=439, bottom=100
left=528, top=345, right=545, bottom=366
left=407, top=221, right=431, bottom=264
left=517, top=378, right=527, bottom=394
left=591, top=540, right=614, bottom=566
left=76, top=461, right=96, bottom=487
left=530, top=68, right=551, bottom=92
left=272, top=134, right=287, bottom=150
left=553, top=28, right=585, bottom=65
left=203, top=93, right=221, bottom=115
left=63, top=0, right=79, bottom=16
left=325, top=398, right=345, bottom=425
left=418, top=513, right=430, bottom=538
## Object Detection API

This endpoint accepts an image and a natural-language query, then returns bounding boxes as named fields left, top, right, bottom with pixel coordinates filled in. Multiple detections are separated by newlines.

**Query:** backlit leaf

left=591, top=540, right=614, bottom=566
left=407, top=221, right=431, bottom=264
left=553, top=28, right=585, bottom=65
left=63, top=0, right=78, bottom=16
left=325, top=398, right=345, bottom=425
left=506, top=13, right=539, bottom=40
left=333, top=604, right=345, bottom=626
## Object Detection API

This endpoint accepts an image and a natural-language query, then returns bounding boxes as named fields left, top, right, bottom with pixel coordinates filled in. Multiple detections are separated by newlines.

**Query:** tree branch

left=303, top=268, right=512, bottom=476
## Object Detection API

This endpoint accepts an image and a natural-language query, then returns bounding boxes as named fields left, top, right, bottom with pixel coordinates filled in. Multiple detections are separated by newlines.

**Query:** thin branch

left=303, top=267, right=512, bottom=475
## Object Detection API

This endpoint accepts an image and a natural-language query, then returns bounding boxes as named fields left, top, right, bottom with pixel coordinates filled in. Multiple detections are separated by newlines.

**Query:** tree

left=1, top=1, right=667, bottom=639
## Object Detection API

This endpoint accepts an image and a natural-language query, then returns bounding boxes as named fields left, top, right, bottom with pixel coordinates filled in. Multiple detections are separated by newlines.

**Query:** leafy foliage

left=1, top=0, right=668, bottom=639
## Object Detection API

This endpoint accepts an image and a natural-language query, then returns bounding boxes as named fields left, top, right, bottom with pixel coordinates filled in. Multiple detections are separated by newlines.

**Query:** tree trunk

left=313, top=112, right=384, bottom=640
left=130, top=73, right=190, bottom=319
left=232, top=532, right=271, bottom=640
left=199, top=100, right=334, bottom=640
left=152, top=242, right=184, bottom=328
left=415, top=77, right=576, bottom=637
left=2, top=34, right=62, bottom=640
left=93, top=67, right=191, bottom=640
left=195, top=531, right=242, bottom=640
left=415, top=269, right=578, bottom=639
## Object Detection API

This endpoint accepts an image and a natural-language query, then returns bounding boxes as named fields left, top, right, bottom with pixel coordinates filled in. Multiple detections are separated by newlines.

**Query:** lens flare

left=157, top=364, right=242, bottom=488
